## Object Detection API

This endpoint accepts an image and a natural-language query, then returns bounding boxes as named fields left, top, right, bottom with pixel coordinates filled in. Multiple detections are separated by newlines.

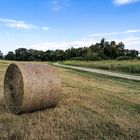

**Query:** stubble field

left=0, top=61, right=140, bottom=140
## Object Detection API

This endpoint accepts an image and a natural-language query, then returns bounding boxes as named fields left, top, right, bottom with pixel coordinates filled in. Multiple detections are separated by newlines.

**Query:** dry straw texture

left=4, top=63, right=61, bottom=114
left=0, top=61, right=140, bottom=139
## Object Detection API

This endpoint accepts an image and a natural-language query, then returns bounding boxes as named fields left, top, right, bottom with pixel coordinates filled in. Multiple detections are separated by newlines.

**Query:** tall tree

left=100, top=38, right=105, bottom=49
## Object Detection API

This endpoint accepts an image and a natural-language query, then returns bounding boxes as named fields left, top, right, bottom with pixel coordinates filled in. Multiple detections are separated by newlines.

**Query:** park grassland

left=63, top=60, right=140, bottom=74
left=0, top=61, right=140, bottom=139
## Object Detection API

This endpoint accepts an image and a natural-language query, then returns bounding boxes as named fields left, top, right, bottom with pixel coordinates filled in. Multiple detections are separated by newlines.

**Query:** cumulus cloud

left=113, top=0, right=140, bottom=5
left=0, top=18, right=38, bottom=29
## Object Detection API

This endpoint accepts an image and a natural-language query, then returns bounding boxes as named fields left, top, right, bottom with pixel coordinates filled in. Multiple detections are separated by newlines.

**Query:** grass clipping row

left=4, top=63, right=61, bottom=114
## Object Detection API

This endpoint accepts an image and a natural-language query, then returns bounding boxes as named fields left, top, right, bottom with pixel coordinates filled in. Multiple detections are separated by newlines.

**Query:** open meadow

left=63, top=60, right=140, bottom=75
left=0, top=61, right=140, bottom=140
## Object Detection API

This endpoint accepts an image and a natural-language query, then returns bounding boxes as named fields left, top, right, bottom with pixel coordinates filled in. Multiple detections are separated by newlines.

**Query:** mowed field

left=0, top=61, right=140, bottom=140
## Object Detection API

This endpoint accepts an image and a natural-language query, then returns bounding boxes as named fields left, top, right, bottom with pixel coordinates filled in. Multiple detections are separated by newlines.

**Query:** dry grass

left=0, top=61, right=140, bottom=140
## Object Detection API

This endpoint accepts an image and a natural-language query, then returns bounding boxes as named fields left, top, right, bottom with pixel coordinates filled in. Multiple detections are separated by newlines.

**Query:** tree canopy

left=3, top=39, right=140, bottom=61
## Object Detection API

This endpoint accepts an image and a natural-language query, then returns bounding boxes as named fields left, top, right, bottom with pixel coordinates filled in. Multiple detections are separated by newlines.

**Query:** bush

left=116, top=56, right=133, bottom=60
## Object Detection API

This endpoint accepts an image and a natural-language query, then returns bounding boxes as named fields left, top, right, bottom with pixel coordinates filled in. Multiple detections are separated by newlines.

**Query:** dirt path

left=53, top=63, right=140, bottom=81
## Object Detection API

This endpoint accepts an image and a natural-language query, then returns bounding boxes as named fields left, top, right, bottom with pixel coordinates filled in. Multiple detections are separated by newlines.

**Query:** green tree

left=4, top=51, right=15, bottom=60
left=15, top=48, right=29, bottom=61
left=4, top=38, right=139, bottom=61
left=54, top=50, right=65, bottom=61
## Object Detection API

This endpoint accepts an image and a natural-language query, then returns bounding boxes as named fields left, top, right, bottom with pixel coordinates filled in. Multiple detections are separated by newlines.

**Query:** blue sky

left=0, top=0, right=140, bottom=54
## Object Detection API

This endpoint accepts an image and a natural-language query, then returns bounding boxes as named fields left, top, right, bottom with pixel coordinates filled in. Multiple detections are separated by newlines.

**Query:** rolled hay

left=4, top=63, right=61, bottom=114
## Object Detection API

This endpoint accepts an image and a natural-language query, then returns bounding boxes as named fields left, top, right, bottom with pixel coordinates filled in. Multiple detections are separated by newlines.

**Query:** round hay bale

left=4, top=63, right=61, bottom=114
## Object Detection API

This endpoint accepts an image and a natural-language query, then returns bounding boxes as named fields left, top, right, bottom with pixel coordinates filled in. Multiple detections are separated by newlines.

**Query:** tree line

left=1, top=39, right=140, bottom=61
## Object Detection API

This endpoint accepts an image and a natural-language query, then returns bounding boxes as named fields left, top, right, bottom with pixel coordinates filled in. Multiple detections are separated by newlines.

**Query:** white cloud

left=90, top=29, right=140, bottom=37
left=16, top=36, right=140, bottom=53
left=122, top=37, right=140, bottom=50
left=3, top=28, right=140, bottom=54
left=123, top=29, right=140, bottom=33
left=42, top=27, right=49, bottom=31
left=113, top=0, right=140, bottom=5
left=16, top=39, right=97, bottom=52
left=90, top=30, right=140, bottom=51
left=17, top=28, right=140, bottom=52
left=0, top=18, right=38, bottom=29
left=90, top=32, right=119, bottom=37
